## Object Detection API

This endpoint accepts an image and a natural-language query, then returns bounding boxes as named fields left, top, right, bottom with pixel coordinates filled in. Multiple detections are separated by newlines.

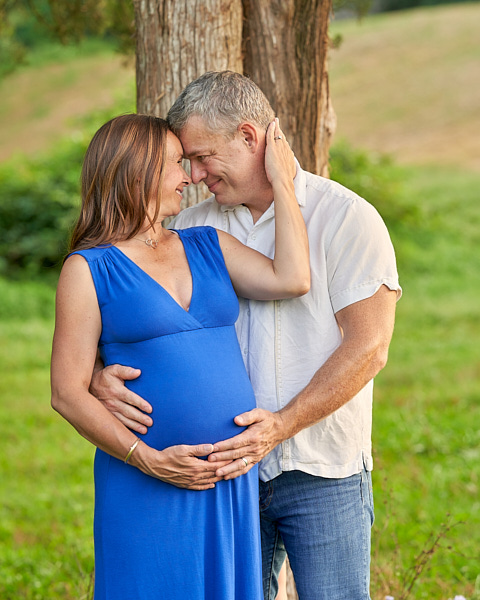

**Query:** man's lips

left=207, top=180, right=221, bottom=193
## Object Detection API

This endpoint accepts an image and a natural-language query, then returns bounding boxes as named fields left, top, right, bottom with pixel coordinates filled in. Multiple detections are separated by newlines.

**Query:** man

left=92, top=71, right=401, bottom=599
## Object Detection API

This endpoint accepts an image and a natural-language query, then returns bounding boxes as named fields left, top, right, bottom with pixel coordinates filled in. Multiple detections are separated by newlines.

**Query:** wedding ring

left=241, top=457, right=249, bottom=467
left=274, top=136, right=282, bottom=141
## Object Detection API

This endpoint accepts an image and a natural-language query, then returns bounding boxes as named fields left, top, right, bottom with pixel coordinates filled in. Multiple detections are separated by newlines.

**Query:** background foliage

left=375, top=0, right=468, bottom=13
left=0, top=141, right=83, bottom=280
left=1, top=0, right=471, bottom=80
left=0, top=108, right=131, bottom=281
left=0, top=0, right=134, bottom=77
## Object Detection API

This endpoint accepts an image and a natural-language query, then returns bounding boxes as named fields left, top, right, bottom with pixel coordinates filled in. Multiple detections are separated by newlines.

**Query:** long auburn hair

left=69, top=114, right=169, bottom=252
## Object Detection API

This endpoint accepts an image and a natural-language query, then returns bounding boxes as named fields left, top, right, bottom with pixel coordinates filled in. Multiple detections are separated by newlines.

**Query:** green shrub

left=0, top=2, right=134, bottom=80
left=0, top=31, right=27, bottom=79
left=0, top=107, right=133, bottom=282
left=329, top=139, right=421, bottom=231
left=0, top=140, right=84, bottom=281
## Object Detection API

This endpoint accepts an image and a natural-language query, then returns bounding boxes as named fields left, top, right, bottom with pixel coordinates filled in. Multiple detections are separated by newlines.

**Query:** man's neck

left=243, top=198, right=273, bottom=224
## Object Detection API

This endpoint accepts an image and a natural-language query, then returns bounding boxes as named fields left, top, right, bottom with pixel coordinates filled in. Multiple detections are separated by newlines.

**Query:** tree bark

left=242, top=0, right=336, bottom=176
left=133, top=0, right=243, bottom=207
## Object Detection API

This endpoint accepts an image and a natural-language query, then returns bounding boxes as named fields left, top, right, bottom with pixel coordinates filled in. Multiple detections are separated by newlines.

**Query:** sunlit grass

left=370, top=165, right=480, bottom=599
left=0, top=41, right=134, bottom=161
left=0, top=318, right=95, bottom=600
left=329, top=3, right=480, bottom=171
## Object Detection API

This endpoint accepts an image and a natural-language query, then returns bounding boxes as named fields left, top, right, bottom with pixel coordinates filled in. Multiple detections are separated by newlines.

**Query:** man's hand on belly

left=207, top=409, right=287, bottom=480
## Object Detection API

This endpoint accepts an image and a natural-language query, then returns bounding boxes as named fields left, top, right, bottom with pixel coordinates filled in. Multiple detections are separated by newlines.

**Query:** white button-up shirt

left=172, top=163, right=401, bottom=482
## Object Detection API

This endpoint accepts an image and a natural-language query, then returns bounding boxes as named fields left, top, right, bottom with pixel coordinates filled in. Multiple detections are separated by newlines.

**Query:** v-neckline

left=111, top=232, right=195, bottom=314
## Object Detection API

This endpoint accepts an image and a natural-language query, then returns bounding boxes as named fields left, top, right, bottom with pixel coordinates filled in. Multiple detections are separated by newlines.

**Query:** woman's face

left=158, top=131, right=191, bottom=219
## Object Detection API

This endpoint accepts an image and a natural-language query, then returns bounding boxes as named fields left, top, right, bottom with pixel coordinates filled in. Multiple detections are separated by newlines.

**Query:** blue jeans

left=259, top=469, right=374, bottom=600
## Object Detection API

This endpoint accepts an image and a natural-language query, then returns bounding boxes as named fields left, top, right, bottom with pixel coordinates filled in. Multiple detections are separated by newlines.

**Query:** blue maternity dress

left=73, top=227, right=263, bottom=600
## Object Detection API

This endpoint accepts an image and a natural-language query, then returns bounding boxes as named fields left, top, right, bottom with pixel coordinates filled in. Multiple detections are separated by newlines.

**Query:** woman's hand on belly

left=130, top=441, right=234, bottom=490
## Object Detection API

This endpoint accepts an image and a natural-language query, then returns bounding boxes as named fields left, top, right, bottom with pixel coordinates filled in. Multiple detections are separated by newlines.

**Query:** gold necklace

left=134, top=237, right=159, bottom=249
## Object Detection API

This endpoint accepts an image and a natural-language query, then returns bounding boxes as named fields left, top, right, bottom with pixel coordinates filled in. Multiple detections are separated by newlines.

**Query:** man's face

left=179, top=115, right=258, bottom=206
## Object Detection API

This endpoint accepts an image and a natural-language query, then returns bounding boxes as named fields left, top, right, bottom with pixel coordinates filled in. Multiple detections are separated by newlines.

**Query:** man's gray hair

left=167, top=71, right=275, bottom=138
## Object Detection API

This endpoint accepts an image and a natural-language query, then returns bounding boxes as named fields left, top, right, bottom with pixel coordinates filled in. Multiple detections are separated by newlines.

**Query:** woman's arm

left=51, top=255, right=137, bottom=459
left=218, top=119, right=310, bottom=300
left=51, top=255, right=225, bottom=490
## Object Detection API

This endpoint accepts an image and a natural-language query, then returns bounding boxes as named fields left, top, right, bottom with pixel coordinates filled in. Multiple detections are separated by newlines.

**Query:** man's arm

left=208, top=284, right=398, bottom=479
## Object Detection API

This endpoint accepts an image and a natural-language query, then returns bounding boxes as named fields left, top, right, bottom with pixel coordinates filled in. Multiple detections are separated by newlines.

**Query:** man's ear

left=238, top=122, right=261, bottom=152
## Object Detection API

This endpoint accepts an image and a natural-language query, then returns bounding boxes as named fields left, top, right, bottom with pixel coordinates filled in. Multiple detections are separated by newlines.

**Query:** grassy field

left=329, top=2, right=480, bottom=171
left=1, top=3, right=479, bottom=599
left=370, top=165, right=480, bottom=599
left=0, top=317, right=95, bottom=600
left=0, top=40, right=134, bottom=162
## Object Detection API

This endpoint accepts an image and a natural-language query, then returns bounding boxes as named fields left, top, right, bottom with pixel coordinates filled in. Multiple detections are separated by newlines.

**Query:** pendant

left=145, top=238, right=159, bottom=249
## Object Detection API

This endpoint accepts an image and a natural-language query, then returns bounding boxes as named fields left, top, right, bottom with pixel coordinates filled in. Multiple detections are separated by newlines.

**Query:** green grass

left=0, top=316, right=95, bottom=600
left=16, top=38, right=122, bottom=71
left=370, top=165, right=480, bottom=599
left=0, top=278, right=56, bottom=320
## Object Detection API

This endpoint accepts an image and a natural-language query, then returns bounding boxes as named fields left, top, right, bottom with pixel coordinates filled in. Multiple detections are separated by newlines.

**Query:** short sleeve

left=327, top=198, right=401, bottom=313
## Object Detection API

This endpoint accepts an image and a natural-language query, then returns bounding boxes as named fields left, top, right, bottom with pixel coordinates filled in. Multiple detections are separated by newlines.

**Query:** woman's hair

left=167, top=71, right=275, bottom=139
left=69, top=114, right=169, bottom=252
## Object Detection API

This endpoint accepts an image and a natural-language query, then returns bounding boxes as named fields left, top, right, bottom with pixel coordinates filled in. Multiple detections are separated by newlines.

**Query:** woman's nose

left=182, top=165, right=192, bottom=186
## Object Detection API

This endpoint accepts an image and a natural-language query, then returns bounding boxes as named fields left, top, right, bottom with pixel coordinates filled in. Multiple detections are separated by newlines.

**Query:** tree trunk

left=133, top=0, right=243, bottom=207
left=242, top=0, right=336, bottom=176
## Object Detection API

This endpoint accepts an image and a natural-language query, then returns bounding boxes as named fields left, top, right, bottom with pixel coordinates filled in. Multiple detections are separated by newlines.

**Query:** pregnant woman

left=50, top=114, right=309, bottom=600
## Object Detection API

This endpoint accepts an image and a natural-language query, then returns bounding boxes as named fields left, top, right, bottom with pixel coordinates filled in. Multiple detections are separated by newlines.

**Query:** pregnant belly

left=101, top=327, right=256, bottom=449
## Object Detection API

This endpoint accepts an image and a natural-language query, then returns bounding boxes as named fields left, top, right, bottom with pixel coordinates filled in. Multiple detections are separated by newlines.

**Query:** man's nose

left=190, top=162, right=207, bottom=185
